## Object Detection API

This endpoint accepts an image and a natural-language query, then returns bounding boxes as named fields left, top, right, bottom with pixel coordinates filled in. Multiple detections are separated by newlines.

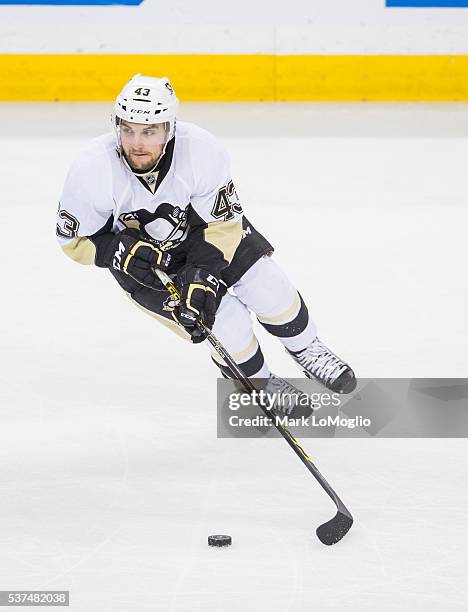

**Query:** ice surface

left=0, top=102, right=467, bottom=611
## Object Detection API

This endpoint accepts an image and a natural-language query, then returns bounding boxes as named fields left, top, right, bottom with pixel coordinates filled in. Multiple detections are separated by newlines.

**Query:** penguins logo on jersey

left=118, top=204, right=188, bottom=251
left=118, top=212, right=141, bottom=230
left=143, top=204, right=188, bottom=251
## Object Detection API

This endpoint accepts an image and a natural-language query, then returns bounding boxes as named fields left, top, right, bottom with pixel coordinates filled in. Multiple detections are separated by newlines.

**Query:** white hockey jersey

left=56, top=121, right=244, bottom=277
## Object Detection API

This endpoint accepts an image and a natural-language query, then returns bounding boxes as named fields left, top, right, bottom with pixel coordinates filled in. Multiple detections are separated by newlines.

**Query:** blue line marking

left=387, top=0, right=468, bottom=6
left=0, top=0, right=143, bottom=4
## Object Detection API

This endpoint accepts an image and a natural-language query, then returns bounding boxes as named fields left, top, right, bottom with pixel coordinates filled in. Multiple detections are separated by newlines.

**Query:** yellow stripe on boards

left=2, top=54, right=468, bottom=101
left=277, top=55, right=468, bottom=101
left=0, top=54, right=275, bottom=101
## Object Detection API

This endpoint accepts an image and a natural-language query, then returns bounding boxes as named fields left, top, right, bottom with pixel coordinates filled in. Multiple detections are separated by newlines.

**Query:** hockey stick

left=155, top=268, right=353, bottom=546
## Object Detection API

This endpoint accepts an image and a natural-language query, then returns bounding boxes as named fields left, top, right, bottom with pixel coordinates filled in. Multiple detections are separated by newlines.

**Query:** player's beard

left=124, top=149, right=162, bottom=174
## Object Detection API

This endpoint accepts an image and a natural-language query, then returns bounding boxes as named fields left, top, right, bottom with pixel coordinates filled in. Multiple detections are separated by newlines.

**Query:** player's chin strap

left=154, top=268, right=354, bottom=546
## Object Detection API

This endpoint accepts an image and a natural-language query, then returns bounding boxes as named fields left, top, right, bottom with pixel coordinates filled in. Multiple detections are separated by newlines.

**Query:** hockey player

left=56, top=74, right=356, bottom=394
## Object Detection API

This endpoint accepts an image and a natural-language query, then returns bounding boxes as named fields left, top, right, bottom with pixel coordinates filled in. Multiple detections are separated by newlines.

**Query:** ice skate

left=287, top=337, right=357, bottom=394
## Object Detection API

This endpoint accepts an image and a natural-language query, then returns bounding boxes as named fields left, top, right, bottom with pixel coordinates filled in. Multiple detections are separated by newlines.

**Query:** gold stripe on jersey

left=61, top=237, right=96, bottom=265
left=204, top=220, right=242, bottom=264
left=257, top=292, right=301, bottom=325
left=127, top=294, right=192, bottom=342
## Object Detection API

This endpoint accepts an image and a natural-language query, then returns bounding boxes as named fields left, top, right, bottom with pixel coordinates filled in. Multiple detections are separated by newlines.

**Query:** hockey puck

left=208, top=534, right=232, bottom=547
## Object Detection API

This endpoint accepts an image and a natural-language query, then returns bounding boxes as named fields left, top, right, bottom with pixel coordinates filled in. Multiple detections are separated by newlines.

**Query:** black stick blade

left=316, top=511, right=353, bottom=546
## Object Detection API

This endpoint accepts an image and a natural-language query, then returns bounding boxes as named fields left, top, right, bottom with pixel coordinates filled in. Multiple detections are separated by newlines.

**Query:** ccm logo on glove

left=112, top=241, right=127, bottom=270
left=105, top=228, right=171, bottom=289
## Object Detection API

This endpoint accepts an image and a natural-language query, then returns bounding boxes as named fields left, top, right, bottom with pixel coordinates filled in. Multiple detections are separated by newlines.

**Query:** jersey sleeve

left=186, top=133, right=243, bottom=277
left=56, top=146, right=115, bottom=266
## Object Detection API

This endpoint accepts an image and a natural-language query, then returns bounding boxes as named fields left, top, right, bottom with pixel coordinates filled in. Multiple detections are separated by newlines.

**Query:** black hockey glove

left=175, top=266, right=219, bottom=343
left=104, top=228, right=171, bottom=289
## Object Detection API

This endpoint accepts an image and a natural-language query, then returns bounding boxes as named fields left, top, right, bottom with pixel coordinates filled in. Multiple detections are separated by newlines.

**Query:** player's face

left=119, top=120, right=167, bottom=172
